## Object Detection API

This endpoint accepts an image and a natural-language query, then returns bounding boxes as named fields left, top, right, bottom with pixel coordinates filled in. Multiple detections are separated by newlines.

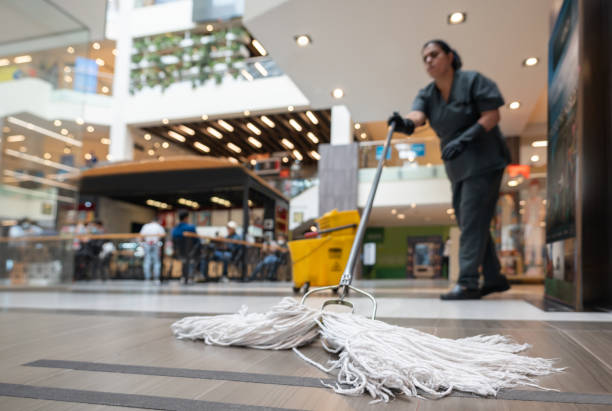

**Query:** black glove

left=441, top=123, right=486, bottom=161
left=387, top=112, right=415, bottom=135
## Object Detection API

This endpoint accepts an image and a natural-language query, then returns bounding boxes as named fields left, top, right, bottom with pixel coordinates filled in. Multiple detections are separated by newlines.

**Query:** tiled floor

left=0, top=280, right=611, bottom=410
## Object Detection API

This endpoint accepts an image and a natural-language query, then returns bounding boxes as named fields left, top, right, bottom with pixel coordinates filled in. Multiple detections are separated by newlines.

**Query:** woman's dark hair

left=423, top=39, right=462, bottom=70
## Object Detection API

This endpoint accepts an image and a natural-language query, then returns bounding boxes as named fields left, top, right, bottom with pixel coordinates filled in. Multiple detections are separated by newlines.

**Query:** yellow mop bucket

left=288, top=209, right=360, bottom=293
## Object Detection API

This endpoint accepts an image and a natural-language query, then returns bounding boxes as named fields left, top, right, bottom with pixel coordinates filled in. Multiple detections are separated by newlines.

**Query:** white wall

left=0, top=187, right=57, bottom=223
left=97, top=197, right=156, bottom=234
left=359, top=178, right=452, bottom=208
left=289, top=185, right=319, bottom=229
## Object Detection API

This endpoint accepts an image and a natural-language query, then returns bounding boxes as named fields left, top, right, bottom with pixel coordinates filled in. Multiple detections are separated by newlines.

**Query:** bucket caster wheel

left=292, top=285, right=301, bottom=294
left=300, top=282, right=310, bottom=294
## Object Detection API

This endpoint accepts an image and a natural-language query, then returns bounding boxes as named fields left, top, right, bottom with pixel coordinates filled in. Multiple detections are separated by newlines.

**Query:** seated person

left=200, top=221, right=242, bottom=282
left=171, top=210, right=198, bottom=284
left=247, top=234, right=287, bottom=282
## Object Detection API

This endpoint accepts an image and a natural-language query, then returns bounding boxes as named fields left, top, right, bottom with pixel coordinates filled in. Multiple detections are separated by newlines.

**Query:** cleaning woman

left=389, top=40, right=511, bottom=300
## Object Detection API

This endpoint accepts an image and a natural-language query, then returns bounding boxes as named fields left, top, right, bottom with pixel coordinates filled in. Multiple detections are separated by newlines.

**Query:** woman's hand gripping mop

left=171, top=117, right=563, bottom=403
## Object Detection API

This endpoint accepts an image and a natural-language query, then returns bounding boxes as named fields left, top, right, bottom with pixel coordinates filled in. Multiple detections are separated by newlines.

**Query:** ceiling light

left=446, top=208, right=454, bottom=214
left=112, top=49, right=118, bottom=56
left=520, top=200, right=526, bottom=206
left=532, top=140, right=547, bottom=148
left=177, top=125, right=195, bottom=135
left=67, top=46, right=74, bottom=54
left=295, top=34, right=311, bottom=47
left=0, top=59, right=9, bottom=66
left=64, top=75, right=72, bottom=83
left=168, top=130, right=186, bottom=142
left=251, top=39, right=267, bottom=56
left=162, top=141, right=169, bottom=148
left=144, top=133, right=151, bottom=140
left=60, top=128, right=68, bottom=135
left=75, top=117, right=84, bottom=125
left=100, top=138, right=110, bottom=145
left=228, top=157, right=239, bottom=164
left=206, top=127, right=223, bottom=139
left=92, top=42, right=101, bottom=50
left=247, top=136, right=262, bottom=148
left=508, top=180, right=520, bottom=187
left=86, top=126, right=95, bottom=132
left=201, top=114, right=209, bottom=120
left=508, top=101, right=521, bottom=110
left=194, top=141, right=210, bottom=153
left=7, top=135, right=25, bottom=142
left=354, top=123, right=361, bottom=130
left=146, top=199, right=170, bottom=209
left=206, top=24, right=214, bottom=32
left=217, top=119, right=234, bottom=132
left=153, top=142, right=160, bottom=148
left=397, top=214, right=406, bottom=220
left=14, top=55, right=32, bottom=64
left=162, top=118, right=169, bottom=124
left=391, top=209, right=397, bottom=215
left=360, top=132, right=367, bottom=139
left=448, top=12, right=466, bottom=24
left=523, top=57, right=539, bottom=67
left=288, top=106, right=295, bottom=112
left=243, top=110, right=250, bottom=116
left=246, top=122, right=261, bottom=135
left=310, top=150, right=321, bottom=160
left=7, top=116, right=81, bottom=147
left=260, top=115, right=275, bottom=128
left=84, top=153, right=92, bottom=160
left=64, top=147, right=71, bottom=154
left=411, top=203, right=417, bottom=209
left=43, top=152, right=52, bottom=160
left=254, top=61, right=268, bottom=76
left=147, top=149, right=155, bottom=156
left=227, top=142, right=242, bottom=153
left=64, top=66, right=71, bottom=73
left=530, top=154, right=540, bottom=162
left=282, top=157, right=289, bottom=163
left=241, top=69, right=254, bottom=81
left=331, top=88, right=344, bottom=99
left=95, top=58, right=105, bottom=66
left=281, top=138, right=295, bottom=149
left=250, top=159, right=256, bottom=166
left=293, top=150, right=303, bottom=161
left=305, top=110, right=319, bottom=125
left=53, top=120, right=62, bottom=126
left=101, top=86, right=109, bottom=93
left=288, top=119, right=302, bottom=131
left=306, top=132, right=319, bottom=144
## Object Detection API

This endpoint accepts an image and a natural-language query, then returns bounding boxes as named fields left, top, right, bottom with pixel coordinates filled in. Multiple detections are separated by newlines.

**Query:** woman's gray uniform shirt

left=412, top=70, right=510, bottom=183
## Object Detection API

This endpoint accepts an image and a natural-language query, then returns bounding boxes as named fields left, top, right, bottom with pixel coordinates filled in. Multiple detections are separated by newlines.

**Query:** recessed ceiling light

left=60, top=128, right=69, bottom=135
left=243, top=110, right=250, bottom=116
left=411, top=203, right=417, bottom=209
left=295, top=34, right=312, bottom=47
left=305, top=110, right=319, bottom=125
left=448, top=12, right=466, bottom=24
left=254, top=61, right=268, bottom=76
left=250, top=159, right=256, bottom=166
left=310, top=150, right=320, bottom=160
left=508, top=101, right=521, bottom=110
left=75, top=117, right=84, bottom=125
left=95, top=58, right=105, bottom=66
left=64, top=75, right=72, bottom=83
left=112, top=49, right=118, bottom=56
left=281, top=138, right=295, bottom=150
left=92, top=42, right=101, bottom=50
left=162, top=141, right=169, bottom=148
left=206, top=127, right=223, bottom=139
left=84, top=152, right=92, bottom=160
left=306, top=132, right=319, bottom=144
left=530, top=154, right=540, bottom=162
left=282, top=156, right=289, bottom=163
left=194, top=141, right=210, bottom=153
left=63, top=66, right=71, bottom=73
left=144, top=133, right=151, bottom=141
left=100, top=137, right=110, bottom=145
left=260, top=115, right=275, bottom=128
left=14, top=55, right=32, bottom=64
left=446, top=208, right=454, bottom=214
left=7, top=135, right=25, bottom=142
left=360, top=132, right=367, bottom=139
left=227, top=142, right=242, bottom=153
left=228, top=157, right=239, bottom=164
left=162, top=118, right=169, bottom=124
left=101, top=86, right=109, bottom=93
left=397, top=214, right=406, bottom=220
left=64, top=147, right=71, bottom=154
left=168, top=130, right=186, bottom=142
left=206, top=24, right=214, bottom=32
left=241, top=69, right=254, bottom=81
left=67, top=46, right=75, bottom=54
left=292, top=150, right=303, bottom=161
left=508, top=180, right=520, bottom=187
left=523, top=57, right=539, bottom=67
left=391, top=209, right=397, bottom=215
left=147, top=149, right=155, bottom=156
left=246, top=122, right=261, bottom=135
left=217, top=119, right=234, bottom=132
left=331, top=88, right=344, bottom=99
left=289, top=119, right=302, bottom=131
left=177, top=125, right=195, bottom=135
left=251, top=39, right=267, bottom=56
left=54, top=120, right=62, bottom=127
left=201, top=114, right=209, bottom=120
left=354, top=123, right=361, bottom=130
left=287, top=106, right=294, bottom=112
left=0, top=58, right=9, bottom=67
left=532, top=140, right=547, bottom=148
left=247, top=136, right=262, bottom=148
left=87, top=126, right=95, bottom=133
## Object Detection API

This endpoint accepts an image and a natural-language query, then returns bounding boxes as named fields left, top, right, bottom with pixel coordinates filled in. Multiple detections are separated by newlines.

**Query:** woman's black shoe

left=440, top=284, right=481, bottom=300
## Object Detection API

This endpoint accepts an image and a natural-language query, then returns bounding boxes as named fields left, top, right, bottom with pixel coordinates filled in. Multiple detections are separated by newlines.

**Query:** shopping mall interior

left=0, top=0, right=611, bottom=410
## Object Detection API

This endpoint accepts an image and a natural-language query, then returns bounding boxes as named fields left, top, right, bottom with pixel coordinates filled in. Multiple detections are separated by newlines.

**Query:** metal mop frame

left=301, top=120, right=399, bottom=320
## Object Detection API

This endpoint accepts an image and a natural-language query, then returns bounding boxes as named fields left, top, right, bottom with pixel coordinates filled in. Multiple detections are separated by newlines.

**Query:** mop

left=172, top=120, right=563, bottom=402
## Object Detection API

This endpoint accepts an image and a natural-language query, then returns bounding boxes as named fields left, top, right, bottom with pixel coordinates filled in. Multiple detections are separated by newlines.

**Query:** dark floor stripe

left=26, top=359, right=335, bottom=388
left=24, top=359, right=612, bottom=405
left=0, top=383, right=302, bottom=411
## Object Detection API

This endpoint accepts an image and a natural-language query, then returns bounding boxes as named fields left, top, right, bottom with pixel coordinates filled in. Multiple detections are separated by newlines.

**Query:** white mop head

left=171, top=297, right=562, bottom=402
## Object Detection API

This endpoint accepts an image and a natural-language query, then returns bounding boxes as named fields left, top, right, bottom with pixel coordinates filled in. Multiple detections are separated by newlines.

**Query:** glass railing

left=358, top=137, right=447, bottom=182
left=134, top=0, right=187, bottom=7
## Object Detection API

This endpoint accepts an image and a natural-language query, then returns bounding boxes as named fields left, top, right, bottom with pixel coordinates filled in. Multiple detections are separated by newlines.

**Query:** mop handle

left=338, top=121, right=397, bottom=290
